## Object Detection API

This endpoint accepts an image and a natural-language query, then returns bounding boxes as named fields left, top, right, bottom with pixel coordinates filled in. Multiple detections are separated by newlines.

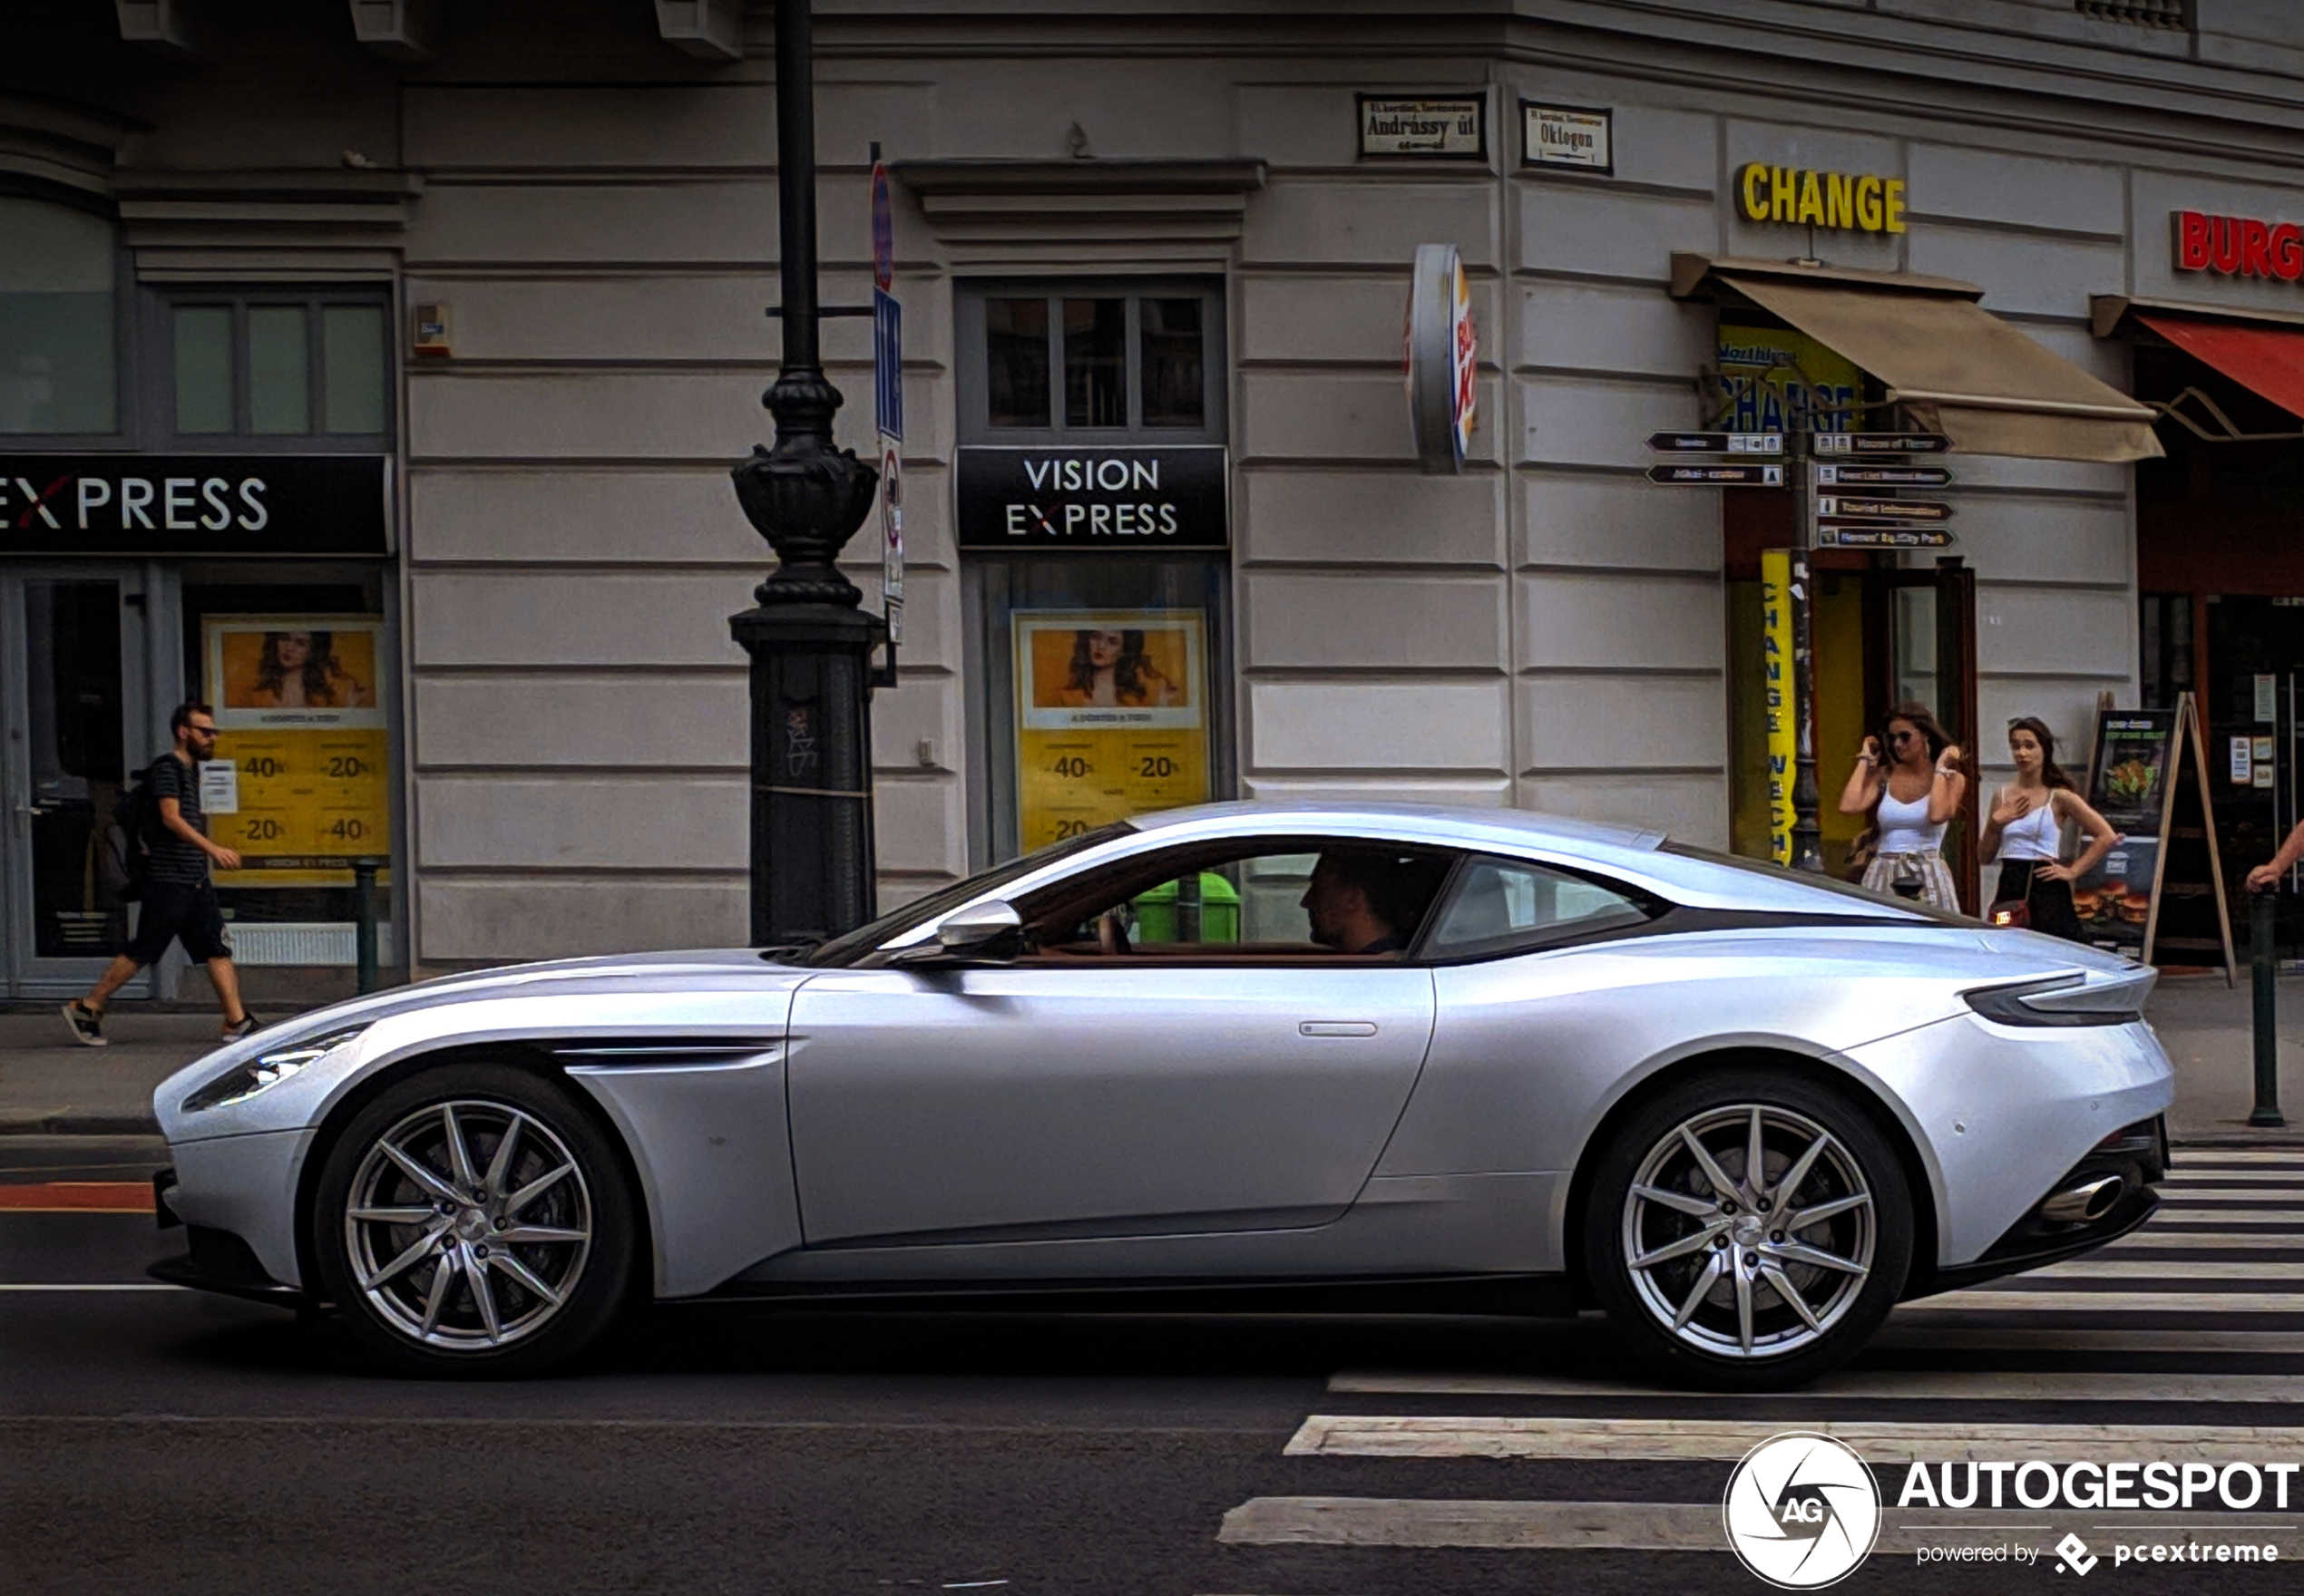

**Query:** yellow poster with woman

left=1014, top=611, right=1208, bottom=851
left=204, top=617, right=389, bottom=888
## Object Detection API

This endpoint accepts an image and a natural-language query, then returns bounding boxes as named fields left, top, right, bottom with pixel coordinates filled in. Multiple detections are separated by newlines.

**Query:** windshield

left=798, top=822, right=1138, bottom=967
left=1656, top=841, right=1976, bottom=925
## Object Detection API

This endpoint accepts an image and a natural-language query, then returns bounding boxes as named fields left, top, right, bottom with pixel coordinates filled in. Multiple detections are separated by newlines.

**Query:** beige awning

left=1672, top=255, right=2163, bottom=463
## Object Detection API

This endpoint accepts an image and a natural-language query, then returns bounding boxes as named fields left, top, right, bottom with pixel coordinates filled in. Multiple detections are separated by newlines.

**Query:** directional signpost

left=1818, top=525, right=1955, bottom=550
left=1817, top=495, right=1953, bottom=523
left=1817, top=463, right=1951, bottom=488
left=1647, top=431, right=1783, bottom=455
left=1815, top=432, right=1951, bottom=454
left=1646, top=462, right=1783, bottom=486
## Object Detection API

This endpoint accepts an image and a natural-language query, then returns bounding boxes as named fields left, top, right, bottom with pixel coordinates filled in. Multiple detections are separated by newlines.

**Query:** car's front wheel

left=311, top=1063, right=638, bottom=1377
left=1583, top=1069, right=1912, bottom=1391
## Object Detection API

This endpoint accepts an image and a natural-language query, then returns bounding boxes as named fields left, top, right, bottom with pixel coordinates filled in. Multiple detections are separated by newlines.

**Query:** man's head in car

left=1301, top=850, right=1448, bottom=955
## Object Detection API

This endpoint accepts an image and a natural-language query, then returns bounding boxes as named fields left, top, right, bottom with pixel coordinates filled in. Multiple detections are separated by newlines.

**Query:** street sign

left=1818, top=525, right=1956, bottom=550
left=1817, top=495, right=1952, bottom=522
left=1647, top=431, right=1782, bottom=454
left=878, top=434, right=903, bottom=644
left=1645, top=463, right=1784, bottom=486
left=873, top=286, right=903, bottom=442
left=1814, top=432, right=1951, bottom=454
left=871, top=158, right=893, bottom=292
left=1817, top=463, right=1952, bottom=488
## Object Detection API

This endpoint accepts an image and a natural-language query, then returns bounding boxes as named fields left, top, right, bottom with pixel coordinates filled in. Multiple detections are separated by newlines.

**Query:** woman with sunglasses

left=1839, top=701, right=1967, bottom=910
left=1978, top=716, right=2120, bottom=942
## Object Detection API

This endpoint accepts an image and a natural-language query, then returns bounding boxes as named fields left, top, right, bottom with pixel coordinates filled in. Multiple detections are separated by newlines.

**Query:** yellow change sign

left=1761, top=550, right=1797, bottom=867
left=1014, top=610, right=1209, bottom=852
left=204, top=617, right=390, bottom=888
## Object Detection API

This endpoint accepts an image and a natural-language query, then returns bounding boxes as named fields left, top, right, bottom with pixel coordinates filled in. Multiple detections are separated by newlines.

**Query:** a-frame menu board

left=2073, top=698, right=2237, bottom=983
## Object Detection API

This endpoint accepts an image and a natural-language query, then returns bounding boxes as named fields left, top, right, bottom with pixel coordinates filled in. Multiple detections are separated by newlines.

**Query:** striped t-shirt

left=146, top=754, right=210, bottom=886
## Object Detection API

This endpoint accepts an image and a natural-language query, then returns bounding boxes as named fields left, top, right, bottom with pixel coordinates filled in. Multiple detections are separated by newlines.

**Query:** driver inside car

left=1299, top=849, right=1449, bottom=956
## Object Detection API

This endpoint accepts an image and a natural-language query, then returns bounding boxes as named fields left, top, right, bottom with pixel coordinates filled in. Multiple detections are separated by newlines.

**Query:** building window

left=167, top=295, right=388, bottom=442
left=0, top=196, right=118, bottom=435
left=962, top=282, right=1224, bottom=443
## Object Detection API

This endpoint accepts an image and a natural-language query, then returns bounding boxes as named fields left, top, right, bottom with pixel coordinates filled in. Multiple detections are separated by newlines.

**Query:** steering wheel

left=1096, top=909, right=1135, bottom=956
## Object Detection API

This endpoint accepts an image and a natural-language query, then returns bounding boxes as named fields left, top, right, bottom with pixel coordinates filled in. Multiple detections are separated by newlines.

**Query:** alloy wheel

left=342, top=1098, right=593, bottom=1351
left=1618, top=1103, right=1875, bottom=1360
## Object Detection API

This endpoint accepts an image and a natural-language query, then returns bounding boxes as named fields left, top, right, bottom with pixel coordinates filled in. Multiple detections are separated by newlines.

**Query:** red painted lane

left=0, top=1182, right=154, bottom=1213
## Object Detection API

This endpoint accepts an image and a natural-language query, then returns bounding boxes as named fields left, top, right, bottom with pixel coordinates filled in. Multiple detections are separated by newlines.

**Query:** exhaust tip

left=2040, top=1173, right=2125, bottom=1224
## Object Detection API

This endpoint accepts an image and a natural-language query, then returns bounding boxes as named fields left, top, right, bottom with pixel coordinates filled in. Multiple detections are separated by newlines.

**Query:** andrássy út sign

left=955, top=445, right=1227, bottom=550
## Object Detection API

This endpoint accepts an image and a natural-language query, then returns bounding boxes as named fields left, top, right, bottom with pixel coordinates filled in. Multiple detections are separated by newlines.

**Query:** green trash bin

left=1133, top=871, right=1240, bottom=943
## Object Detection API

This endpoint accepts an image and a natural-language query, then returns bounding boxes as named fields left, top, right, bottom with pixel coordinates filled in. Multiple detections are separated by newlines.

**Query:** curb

left=0, top=1113, right=161, bottom=1138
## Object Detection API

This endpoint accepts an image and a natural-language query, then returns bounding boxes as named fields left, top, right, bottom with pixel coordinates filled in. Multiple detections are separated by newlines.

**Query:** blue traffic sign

left=874, top=286, right=903, bottom=443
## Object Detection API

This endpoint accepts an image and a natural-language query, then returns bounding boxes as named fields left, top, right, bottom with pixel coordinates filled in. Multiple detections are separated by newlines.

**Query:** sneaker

left=220, top=1013, right=259, bottom=1043
left=62, top=1001, right=106, bottom=1046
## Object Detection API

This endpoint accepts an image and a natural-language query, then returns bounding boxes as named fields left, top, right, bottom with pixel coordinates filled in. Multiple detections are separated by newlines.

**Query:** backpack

left=111, top=756, right=171, bottom=903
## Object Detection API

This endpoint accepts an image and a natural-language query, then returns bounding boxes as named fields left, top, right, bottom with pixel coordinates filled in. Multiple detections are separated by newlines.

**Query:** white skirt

left=1860, top=849, right=1960, bottom=912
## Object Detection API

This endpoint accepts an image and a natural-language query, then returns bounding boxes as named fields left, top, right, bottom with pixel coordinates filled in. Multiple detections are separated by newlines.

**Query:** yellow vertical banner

left=1014, top=610, right=1210, bottom=852
left=1760, top=550, right=1797, bottom=867
left=204, top=618, right=390, bottom=888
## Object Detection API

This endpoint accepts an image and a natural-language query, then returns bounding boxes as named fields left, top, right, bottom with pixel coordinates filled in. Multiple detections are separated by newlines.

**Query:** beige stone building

left=10, top=1, right=2304, bottom=994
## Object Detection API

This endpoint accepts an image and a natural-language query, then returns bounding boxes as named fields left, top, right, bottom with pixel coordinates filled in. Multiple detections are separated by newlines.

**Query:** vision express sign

left=0, top=455, right=388, bottom=557
left=955, top=445, right=1227, bottom=550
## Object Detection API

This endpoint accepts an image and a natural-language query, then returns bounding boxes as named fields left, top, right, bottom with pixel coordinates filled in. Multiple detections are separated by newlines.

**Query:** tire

left=1582, top=1067, right=1912, bottom=1391
left=311, top=1062, right=639, bottom=1377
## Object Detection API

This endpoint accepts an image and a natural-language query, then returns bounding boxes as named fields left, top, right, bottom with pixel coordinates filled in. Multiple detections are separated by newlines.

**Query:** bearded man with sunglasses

left=63, top=701, right=256, bottom=1046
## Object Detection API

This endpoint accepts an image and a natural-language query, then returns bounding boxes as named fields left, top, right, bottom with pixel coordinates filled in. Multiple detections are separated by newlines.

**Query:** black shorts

left=125, top=880, right=232, bottom=966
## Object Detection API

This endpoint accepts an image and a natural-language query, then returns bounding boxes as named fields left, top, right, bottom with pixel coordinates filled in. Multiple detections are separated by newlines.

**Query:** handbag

left=1987, top=861, right=2045, bottom=929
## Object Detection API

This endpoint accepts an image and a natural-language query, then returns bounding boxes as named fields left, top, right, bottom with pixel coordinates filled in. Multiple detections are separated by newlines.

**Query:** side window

left=1421, top=856, right=1656, bottom=959
left=1020, top=841, right=1455, bottom=959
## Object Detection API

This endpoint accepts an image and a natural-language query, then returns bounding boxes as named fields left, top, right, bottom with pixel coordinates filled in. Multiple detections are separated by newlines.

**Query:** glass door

left=0, top=569, right=154, bottom=998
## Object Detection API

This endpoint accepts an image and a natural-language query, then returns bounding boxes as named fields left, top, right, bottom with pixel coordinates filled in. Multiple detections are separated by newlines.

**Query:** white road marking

left=1283, top=1413, right=2304, bottom=1463
left=2169, top=1153, right=2304, bottom=1164
left=2101, top=1232, right=2304, bottom=1251
left=1918, top=1289, right=2304, bottom=1312
left=0, top=1283, right=184, bottom=1292
left=2153, top=1210, right=2304, bottom=1224
left=2153, top=1186, right=2304, bottom=1201
left=1215, top=1496, right=2304, bottom=1552
left=1324, top=1369, right=2304, bottom=1402
left=2022, top=1258, right=2304, bottom=1280
left=1872, top=1324, right=2304, bottom=1354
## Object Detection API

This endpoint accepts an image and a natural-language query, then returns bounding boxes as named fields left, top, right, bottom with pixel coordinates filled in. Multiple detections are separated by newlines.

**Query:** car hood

left=157, top=949, right=806, bottom=1118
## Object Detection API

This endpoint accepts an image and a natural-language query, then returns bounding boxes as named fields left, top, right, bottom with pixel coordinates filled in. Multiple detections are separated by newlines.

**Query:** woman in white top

left=1838, top=701, right=1967, bottom=910
left=1977, top=715, right=2120, bottom=942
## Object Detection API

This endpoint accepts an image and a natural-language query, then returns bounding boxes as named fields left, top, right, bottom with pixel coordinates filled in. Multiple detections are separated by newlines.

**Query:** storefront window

left=987, top=297, right=1050, bottom=426
left=164, top=291, right=389, bottom=443
left=1139, top=297, right=1205, bottom=427
left=1062, top=297, right=1127, bottom=426
left=249, top=306, right=311, bottom=433
left=0, top=197, right=117, bottom=435
left=173, top=307, right=235, bottom=433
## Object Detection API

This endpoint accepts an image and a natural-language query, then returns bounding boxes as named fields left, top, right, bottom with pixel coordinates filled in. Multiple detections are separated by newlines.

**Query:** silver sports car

left=151, top=802, right=2172, bottom=1387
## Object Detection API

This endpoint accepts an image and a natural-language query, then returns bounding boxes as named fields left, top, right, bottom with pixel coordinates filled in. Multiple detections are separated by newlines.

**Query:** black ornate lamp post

left=729, top=0, right=884, bottom=946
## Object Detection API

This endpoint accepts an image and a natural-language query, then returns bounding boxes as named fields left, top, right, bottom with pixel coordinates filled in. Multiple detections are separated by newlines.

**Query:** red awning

left=2138, top=312, right=2304, bottom=418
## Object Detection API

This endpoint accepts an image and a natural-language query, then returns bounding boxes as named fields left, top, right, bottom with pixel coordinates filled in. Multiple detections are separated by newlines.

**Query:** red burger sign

left=2174, top=209, right=2304, bottom=281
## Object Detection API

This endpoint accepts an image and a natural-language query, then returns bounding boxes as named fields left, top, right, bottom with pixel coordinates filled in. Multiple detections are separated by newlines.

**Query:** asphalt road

left=6, top=1142, right=2304, bottom=1594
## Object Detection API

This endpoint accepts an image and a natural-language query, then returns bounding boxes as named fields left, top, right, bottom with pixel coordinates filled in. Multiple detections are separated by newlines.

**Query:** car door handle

left=1299, top=1021, right=1378, bottom=1037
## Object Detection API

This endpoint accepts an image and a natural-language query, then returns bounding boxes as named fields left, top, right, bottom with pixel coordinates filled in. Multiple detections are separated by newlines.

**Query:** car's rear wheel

left=1583, top=1069, right=1912, bottom=1391
left=312, top=1063, right=637, bottom=1377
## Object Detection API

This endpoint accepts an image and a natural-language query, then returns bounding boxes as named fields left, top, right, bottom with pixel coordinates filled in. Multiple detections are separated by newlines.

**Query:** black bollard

left=2251, top=887, right=2285, bottom=1128
left=353, top=857, right=380, bottom=997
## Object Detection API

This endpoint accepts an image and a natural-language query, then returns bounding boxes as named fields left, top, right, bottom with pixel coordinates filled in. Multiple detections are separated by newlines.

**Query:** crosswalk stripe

left=1324, top=1369, right=2304, bottom=1402
left=1215, top=1496, right=2304, bottom=1552
left=2153, top=1186, right=2304, bottom=1200
left=2151, top=1210, right=2304, bottom=1224
left=1918, top=1289, right=2304, bottom=1312
left=1872, top=1324, right=2304, bottom=1354
left=2100, top=1232, right=2304, bottom=1251
left=2023, top=1258, right=2304, bottom=1280
left=1283, top=1414, right=2304, bottom=1464
left=2169, top=1153, right=2304, bottom=1164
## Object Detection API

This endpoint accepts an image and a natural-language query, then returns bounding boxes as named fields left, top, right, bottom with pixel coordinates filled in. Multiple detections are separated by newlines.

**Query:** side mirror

left=925, top=899, right=1023, bottom=959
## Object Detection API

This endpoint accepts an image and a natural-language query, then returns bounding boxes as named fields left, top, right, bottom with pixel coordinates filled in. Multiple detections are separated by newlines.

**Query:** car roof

left=1130, top=799, right=1666, bottom=854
